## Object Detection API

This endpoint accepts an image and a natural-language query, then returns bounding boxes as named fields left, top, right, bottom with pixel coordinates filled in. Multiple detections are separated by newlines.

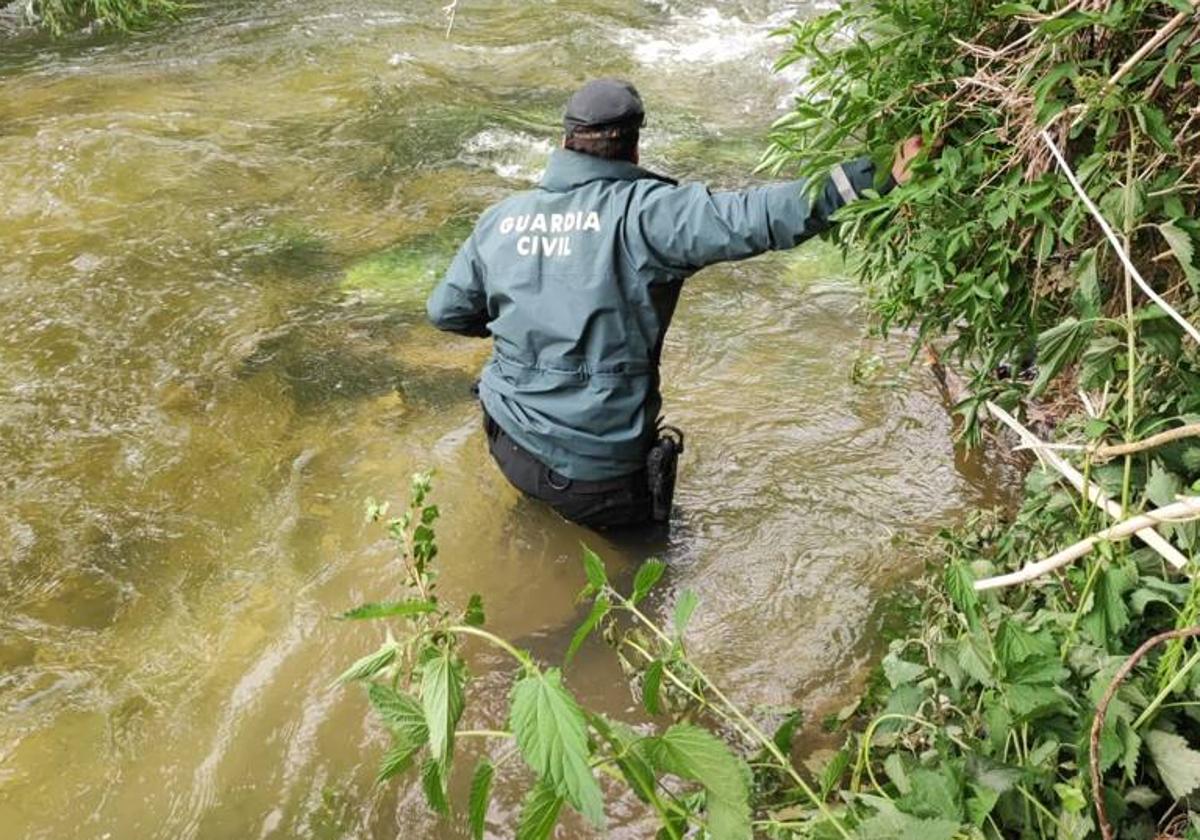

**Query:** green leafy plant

left=341, top=473, right=842, bottom=839
left=13, top=0, right=181, bottom=35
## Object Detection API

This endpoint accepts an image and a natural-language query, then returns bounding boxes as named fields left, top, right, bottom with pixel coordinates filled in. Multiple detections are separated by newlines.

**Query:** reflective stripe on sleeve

left=830, top=165, right=858, bottom=204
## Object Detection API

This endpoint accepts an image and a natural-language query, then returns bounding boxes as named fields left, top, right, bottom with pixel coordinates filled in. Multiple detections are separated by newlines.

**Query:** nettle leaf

left=368, top=684, right=428, bottom=746
left=944, top=560, right=979, bottom=631
left=591, top=715, right=658, bottom=804
left=995, top=620, right=1055, bottom=670
left=335, top=643, right=398, bottom=685
left=1073, top=248, right=1101, bottom=318
left=510, top=668, right=605, bottom=827
left=1032, top=317, right=1091, bottom=396
left=1081, top=565, right=1132, bottom=647
left=421, top=757, right=449, bottom=815
left=1146, top=461, right=1181, bottom=507
left=882, top=652, right=926, bottom=688
left=1145, top=729, right=1200, bottom=800
left=1159, top=221, right=1200, bottom=291
left=463, top=593, right=485, bottom=627
left=565, top=594, right=610, bottom=668
left=896, top=766, right=964, bottom=822
left=468, top=758, right=495, bottom=840
left=642, top=659, right=665, bottom=715
left=421, top=649, right=466, bottom=778
left=376, top=735, right=423, bottom=783
left=854, top=800, right=960, bottom=840
left=673, top=590, right=700, bottom=639
left=581, top=543, right=608, bottom=595
left=956, top=633, right=995, bottom=687
left=337, top=600, right=437, bottom=621
left=631, top=558, right=666, bottom=605
left=516, top=778, right=566, bottom=840
left=649, top=723, right=752, bottom=840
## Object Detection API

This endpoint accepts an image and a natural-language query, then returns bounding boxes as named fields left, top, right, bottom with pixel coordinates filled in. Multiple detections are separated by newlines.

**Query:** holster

left=646, top=424, right=684, bottom=523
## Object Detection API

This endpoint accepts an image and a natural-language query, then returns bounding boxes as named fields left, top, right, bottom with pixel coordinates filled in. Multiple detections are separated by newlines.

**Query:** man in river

left=427, top=79, right=921, bottom=529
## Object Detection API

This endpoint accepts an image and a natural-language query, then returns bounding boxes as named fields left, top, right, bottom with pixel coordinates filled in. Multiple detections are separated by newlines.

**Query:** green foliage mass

left=13, top=0, right=180, bottom=34
left=765, top=0, right=1200, bottom=441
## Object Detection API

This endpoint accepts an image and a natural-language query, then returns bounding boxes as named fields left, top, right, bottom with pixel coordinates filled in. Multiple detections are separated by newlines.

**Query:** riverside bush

left=8, top=0, right=180, bottom=34
left=758, top=0, right=1200, bottom=837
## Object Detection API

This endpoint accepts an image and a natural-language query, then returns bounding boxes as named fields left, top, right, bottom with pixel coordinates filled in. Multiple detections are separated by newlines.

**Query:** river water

left=0, top=1, right=1010, bottom=837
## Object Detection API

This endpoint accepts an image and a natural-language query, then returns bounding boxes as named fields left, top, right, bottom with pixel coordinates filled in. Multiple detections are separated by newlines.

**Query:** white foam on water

left=622, top=5, right=792, bottom=67
left=460, top=127, right=553, bottom=183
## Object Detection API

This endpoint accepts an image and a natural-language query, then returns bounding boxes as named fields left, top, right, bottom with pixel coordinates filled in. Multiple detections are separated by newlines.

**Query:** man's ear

left=632, top=145, right=639, bottom=165
left=561, top=135, right=567, bottom=149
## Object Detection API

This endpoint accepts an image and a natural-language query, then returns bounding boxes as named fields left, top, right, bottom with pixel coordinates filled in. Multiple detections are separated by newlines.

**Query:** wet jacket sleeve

left=629, top=157, right=891, bottom=274
left=427, top=235, right=490, bottom=337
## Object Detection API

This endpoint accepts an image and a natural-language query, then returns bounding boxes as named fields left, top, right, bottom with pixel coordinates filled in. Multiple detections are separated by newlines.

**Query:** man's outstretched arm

left=427, top=235, right=490, bottom=337
left=628, top=139, right=922, bottom=274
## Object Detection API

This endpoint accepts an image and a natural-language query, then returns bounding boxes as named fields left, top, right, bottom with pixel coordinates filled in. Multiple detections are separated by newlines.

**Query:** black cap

left=563, top=79, right=645, bottom=134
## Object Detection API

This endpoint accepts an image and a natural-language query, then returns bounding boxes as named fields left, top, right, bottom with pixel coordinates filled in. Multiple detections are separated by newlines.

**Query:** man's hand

left=891, top=136, right=924, bottom=185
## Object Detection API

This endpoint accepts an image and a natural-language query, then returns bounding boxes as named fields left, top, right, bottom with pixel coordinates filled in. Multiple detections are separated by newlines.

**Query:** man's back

left=428, top=147, right=882, bottom=482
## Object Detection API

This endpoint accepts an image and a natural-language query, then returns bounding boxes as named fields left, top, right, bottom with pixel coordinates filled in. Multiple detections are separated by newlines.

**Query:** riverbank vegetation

left=2, top=0, right=179, bottom=35
left=761, top=0, right=1200, bottom=836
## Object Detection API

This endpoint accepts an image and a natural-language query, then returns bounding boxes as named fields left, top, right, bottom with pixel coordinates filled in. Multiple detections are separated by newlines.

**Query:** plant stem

left=613, top=589, right=852, bottom=839
left=1121, top=129, right=1138, bottom=518
left=447, top=625, right=531, bottom=667
left=458, top=729, right=512, bottom=739
left=1132, top=647, right=1200, bottom=730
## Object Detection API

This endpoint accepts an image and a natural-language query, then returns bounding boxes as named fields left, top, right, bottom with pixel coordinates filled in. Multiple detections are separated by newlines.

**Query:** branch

left=985, top=401, right=1189, bottom=570
left=1094, top=423, right=1200, bottom=461
left=1091, top=626, right=1200, bottom=840
left=974, top=497, right=1200, bottom=591
left=1101, top=2, right=1200, bottom=96
left=1040, top=130, right=1200, bottom=346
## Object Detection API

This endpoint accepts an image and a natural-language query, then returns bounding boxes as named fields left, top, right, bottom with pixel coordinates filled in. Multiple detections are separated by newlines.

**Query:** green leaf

left=1080, top=564, right=1132, bottom=647
left=854, top=802, right=960, bottom=840
left=897, top=766, right=963, bottom=821
left=649, top=723, right=752, bottom=839
left=421, top=757, right=449, bottom=815
left=995, top=620, right=1054, bottom=670
left=1159, top=222, right=1200, bottom=291
left=1073, top=248, right=1101, bottom=318
left=642, top=660, right=664, bottom=715
left=421, top=649, right=466, bottom=777
left=956, top=633, right=994, bottom=687
left=632, top=558, right=667, bottom=605
left=337, top=600, right=437, bottom=621
left=944, top=561, right=979, bottom=631
left=581, top=543, right=608, bottom=594
left=1145, top=729, right=1200, bottom=800
left=1146, top=461, right=1181, bottom=507
left=510, top=668, right=605, bottom=827
left=515, top=779, right=565, bottom=840
left=882, top=652, right=926, bottom=688
left=464, top=593, right=486, bottom=627
left=565, top=594, right=609, bottom=668
left=673, top=590, right=699, bottom=639
left=591, top=715, right=658, bottom=804
left=334, top=643, right=397, bottom=685
left=376, top=735, right=423, bottom=783
left=368, top=684, right=428, bottom=745
left=1032, top=317, right=1091, bottom=396
left=468, top=758, right=494, bottom=840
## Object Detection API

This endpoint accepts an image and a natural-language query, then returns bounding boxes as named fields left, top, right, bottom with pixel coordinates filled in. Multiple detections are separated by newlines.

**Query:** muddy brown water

left=0, top=1, right=1013, bottom=837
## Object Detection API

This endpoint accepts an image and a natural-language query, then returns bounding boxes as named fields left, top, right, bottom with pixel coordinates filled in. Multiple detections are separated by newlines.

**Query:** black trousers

left=484, top=413, right=653, bottom=529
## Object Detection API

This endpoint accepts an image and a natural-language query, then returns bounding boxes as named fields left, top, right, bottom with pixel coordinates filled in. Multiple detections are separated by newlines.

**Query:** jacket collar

left=540, top=148, right=677, bottom=191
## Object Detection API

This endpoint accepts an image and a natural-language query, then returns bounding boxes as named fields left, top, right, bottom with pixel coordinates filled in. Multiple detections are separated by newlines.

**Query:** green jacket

left=427, top=148, right=888, bottom=480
